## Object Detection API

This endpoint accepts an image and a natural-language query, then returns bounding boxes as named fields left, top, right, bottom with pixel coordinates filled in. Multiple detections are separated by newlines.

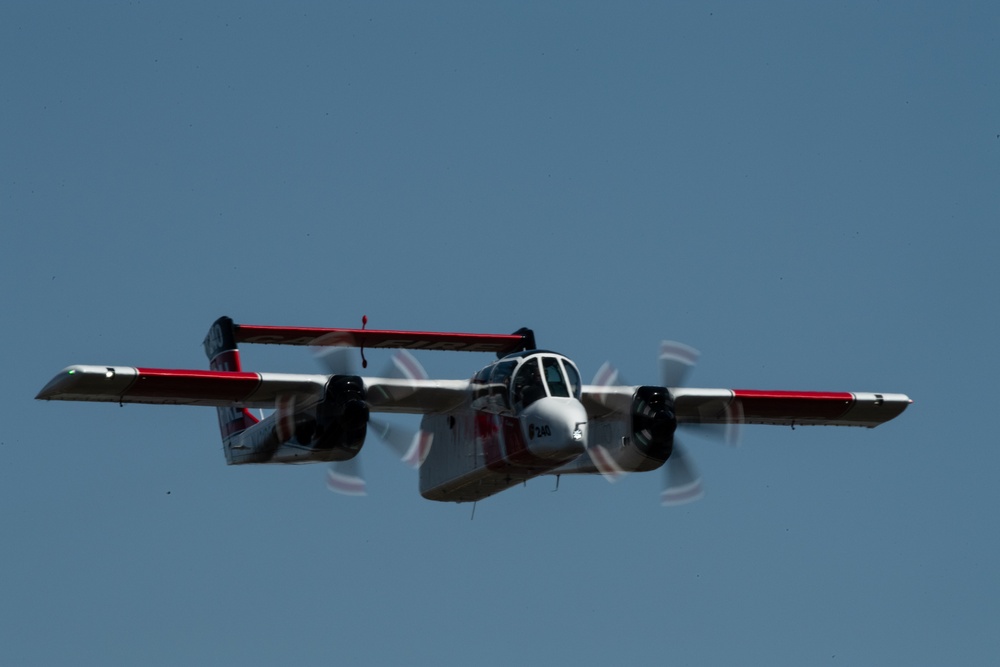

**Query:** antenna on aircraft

left=360, top=314, right=368, bottom=368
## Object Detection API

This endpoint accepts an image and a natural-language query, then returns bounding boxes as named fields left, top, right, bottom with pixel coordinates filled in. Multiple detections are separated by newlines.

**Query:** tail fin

left=204, top=316, right=259, bottom=459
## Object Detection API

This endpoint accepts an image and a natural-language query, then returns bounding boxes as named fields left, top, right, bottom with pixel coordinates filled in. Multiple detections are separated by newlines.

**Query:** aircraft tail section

left=204, top=316, right=260, bottom=460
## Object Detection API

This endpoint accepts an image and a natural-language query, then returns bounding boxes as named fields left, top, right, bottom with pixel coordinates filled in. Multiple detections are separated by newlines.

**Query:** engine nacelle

left=285, top=375, right=369, bottom=461
left=631, top=386, right=677, bottom=462
left=319, top=375, right=369, bottom=456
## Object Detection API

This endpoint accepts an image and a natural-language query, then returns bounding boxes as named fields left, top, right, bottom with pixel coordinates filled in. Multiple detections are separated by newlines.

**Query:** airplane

left=35, top=316, right=911, bottom=505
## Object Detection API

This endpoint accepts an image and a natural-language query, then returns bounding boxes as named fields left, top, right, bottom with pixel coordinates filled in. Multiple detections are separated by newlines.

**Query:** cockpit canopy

left=472, top=352, right=582, bottom=414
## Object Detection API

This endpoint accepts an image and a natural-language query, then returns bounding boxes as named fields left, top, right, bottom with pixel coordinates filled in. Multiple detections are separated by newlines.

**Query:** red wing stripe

left=132, top=368, right=262, bottom=401
left=733, top=389, right=854, bottom=422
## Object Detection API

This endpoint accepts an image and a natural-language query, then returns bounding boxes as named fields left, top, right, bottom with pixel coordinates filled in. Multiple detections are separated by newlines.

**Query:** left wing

left=36, top=365, right=469, bottom=414
left=582, top=385, right=911, bottom=428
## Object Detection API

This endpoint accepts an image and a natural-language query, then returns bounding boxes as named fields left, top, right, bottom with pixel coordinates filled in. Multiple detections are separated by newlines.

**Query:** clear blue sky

left=3, top=2, right=998, bottom=665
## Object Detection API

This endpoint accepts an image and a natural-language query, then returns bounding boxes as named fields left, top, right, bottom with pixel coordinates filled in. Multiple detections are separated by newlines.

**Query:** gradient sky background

left=3, top=2, right=998, bottom=665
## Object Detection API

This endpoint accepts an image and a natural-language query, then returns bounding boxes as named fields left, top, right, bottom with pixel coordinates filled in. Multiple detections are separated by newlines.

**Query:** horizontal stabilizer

left=234, top=323, right=532, bottom=355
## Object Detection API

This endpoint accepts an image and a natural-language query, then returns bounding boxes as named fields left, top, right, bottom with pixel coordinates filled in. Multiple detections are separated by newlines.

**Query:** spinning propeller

left=279, top=337, right=432, bottom=495
left=593, top=341, right=741, bottom=505
left=320, top=343, right=431, bottom=495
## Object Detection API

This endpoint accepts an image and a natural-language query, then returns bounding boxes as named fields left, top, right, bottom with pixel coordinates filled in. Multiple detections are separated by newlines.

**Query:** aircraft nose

left=521, top=397, right=588, bottom=460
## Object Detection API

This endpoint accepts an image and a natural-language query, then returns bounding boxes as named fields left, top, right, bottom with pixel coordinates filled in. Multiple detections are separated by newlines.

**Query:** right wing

left=672, top=388, right=911, bottom=427
left=582, top=385, right=911, bottom=428
left=36, top=365, right=469, bottom=414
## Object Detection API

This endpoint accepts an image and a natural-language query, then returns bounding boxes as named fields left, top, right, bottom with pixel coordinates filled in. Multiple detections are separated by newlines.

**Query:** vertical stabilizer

left=204, top=316, right=260, bottom=461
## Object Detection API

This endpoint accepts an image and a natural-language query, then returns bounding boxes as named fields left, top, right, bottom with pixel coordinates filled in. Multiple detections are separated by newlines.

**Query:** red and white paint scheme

left=36, top=316, right=912, bottom=504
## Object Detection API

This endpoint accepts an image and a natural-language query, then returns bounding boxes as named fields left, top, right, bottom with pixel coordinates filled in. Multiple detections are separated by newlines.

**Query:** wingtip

left=36, top=366, right=76, bottom=401
left=35, top=365, right=138, bottom=403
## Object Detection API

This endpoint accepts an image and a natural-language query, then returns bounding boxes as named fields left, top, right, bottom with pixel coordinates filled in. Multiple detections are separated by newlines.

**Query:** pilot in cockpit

left=512, top=359, right=546, bottom=410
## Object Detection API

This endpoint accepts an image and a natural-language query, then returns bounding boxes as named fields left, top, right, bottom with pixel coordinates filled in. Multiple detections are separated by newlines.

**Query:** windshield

left=511, top=355, right=581, bottom=408
left=561, top=359, right=582, bottom=398
left=542, top=356, right=569, bottom=397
